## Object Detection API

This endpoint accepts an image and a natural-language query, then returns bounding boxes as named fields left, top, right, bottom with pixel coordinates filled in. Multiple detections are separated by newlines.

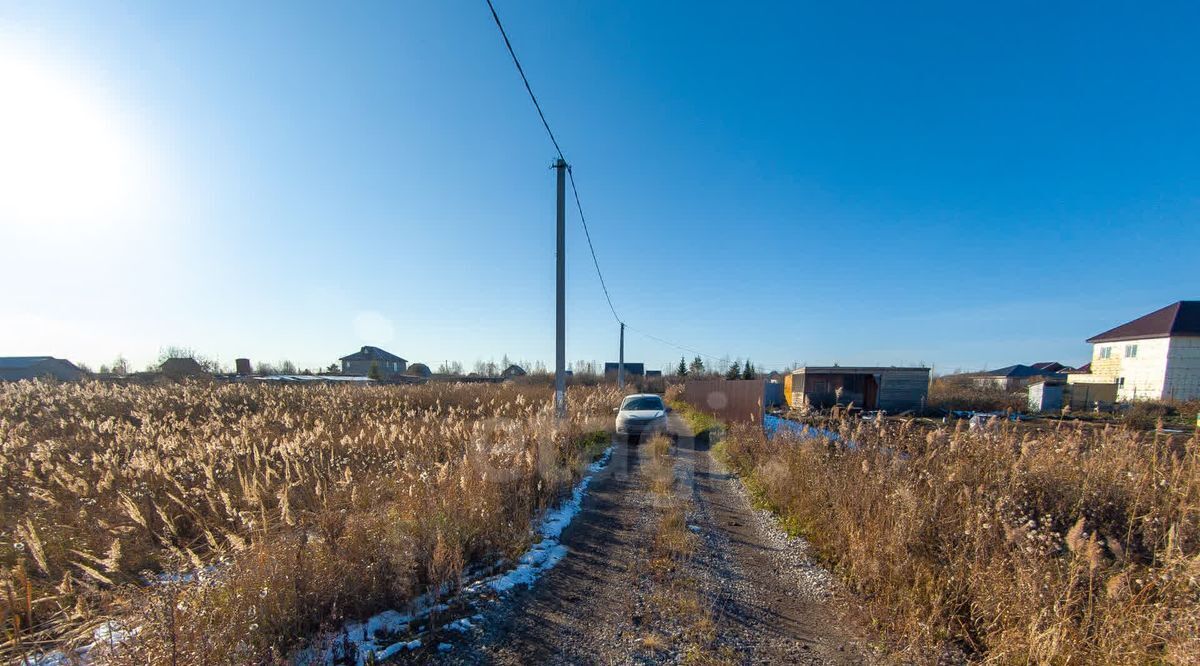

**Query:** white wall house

left=1086, top=301, right=1200, bottom=401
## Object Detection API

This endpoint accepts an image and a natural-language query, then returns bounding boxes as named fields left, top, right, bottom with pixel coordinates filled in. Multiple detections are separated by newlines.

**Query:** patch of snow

left=300, top=444, right=615, bottom=664
left=478, top=445, right=613, bottom=593
left=32, top=621, right=139, bottom=666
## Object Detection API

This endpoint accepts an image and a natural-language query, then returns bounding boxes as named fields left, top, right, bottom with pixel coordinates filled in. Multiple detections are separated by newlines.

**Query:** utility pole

left=618, top=322, right=625, bottom=389
left=554, top=158, right=567, bottom=419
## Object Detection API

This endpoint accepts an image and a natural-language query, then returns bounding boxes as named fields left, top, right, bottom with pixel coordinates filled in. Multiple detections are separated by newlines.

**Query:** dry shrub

left=1123, top=399, right=1200, bottom=430
left=720, top=418, right=1200, bottom=663
left=928, top=376, right=1026, bottom=413
left=0, top=380, right=621, bottom=663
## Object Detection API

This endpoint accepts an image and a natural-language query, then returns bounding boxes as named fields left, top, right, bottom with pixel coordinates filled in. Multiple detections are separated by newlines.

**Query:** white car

left=614, top=393, right=669, bottom=444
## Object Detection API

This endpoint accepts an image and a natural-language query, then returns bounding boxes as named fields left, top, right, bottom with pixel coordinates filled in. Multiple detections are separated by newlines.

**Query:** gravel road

left=420, top=416, right=873, bottom=665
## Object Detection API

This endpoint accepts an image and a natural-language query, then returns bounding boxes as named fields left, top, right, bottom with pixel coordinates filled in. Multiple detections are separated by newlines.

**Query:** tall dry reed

left=0, top=380, right=620, bottom=663
left=720, top=417, right=1200, bottom=663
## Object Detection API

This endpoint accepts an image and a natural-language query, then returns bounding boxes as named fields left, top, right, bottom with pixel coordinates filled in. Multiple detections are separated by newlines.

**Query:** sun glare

left=0, top=43, right=151, bottom=232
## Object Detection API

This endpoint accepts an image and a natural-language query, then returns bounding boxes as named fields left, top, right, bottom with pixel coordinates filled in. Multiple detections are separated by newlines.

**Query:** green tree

left=368, top=361, right=382, bottom=380
left=688, top=356, right=705, bottom=375
left=725, top=359, right=742, bottom=380
left=676, top=356, right=688, bottom=376
left=742, top=360, right=756, bottom=380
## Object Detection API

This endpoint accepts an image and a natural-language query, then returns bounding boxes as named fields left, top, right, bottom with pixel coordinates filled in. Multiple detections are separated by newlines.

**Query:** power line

left=484, top=0, right=563, bottom=160
left=484, top=0, right=622, bottom=325
left=486, top=1, right=779, bottom=370
left=624, top=325, right=724, bottom=364
left=566, top=167, right=621, bottom=323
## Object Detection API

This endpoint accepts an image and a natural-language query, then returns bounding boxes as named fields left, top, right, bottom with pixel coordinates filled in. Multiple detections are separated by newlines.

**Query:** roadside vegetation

left=664, top=387, right=722, bottom=440
left=0, top=380, right=619, bottom=664
left=927, top=376, right=1027, bottom=413
left=718, top=416, right=1200, bottom=663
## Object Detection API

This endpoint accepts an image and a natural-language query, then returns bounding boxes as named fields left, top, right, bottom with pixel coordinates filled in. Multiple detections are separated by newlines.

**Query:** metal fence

left=681, top=379, right=765, bottom=424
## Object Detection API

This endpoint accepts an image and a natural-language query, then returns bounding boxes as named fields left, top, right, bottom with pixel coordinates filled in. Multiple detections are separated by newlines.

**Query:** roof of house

left=604, top=362, right=645, bottom=375
left=792, top=366, right=930, bottom=375
left=339, top=346, right=406, bottom=363
left=1030, top=361, right=1071, bottom=372
left=1087, top=301, right=1200, bottom=343
left=977, top=364, right=1063, bottom=378
left=160, top=357, right=208, bottom=375
left=0, top=356, right=57, bottom=369
left=501, top=364, right=526, bottom=376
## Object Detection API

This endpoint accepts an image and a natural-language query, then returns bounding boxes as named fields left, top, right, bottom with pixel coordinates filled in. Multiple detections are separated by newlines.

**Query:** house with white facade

left=1085, top=301, right=1200, bottom=401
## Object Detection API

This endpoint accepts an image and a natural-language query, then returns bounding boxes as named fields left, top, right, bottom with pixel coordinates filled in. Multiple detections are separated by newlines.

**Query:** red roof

left=1087, top=301, right=1200, bottom=343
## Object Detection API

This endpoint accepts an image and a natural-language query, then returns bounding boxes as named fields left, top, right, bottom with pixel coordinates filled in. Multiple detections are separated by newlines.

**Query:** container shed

left=788, top=366, right=930, bottom=412
left=1028, top=380, right=1066, bottom=412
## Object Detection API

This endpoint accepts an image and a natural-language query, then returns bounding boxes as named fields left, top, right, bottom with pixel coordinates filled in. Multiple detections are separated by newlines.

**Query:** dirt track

left=424, top=416, right=872, bottom=665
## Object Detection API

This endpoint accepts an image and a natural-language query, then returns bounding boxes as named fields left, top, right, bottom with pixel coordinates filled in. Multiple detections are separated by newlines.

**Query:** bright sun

left=0, top=43, right=150, bottom=231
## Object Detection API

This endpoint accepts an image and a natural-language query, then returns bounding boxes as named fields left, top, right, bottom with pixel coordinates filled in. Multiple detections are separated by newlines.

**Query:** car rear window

left=621, top=396, right=663, bottom=411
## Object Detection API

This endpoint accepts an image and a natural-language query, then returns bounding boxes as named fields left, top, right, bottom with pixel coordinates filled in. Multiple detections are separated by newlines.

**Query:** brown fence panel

left=681, top=379, right=765, bottom=424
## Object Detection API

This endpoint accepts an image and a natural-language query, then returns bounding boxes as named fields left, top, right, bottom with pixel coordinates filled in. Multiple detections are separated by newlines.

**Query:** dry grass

left=928, top=376, right=1027, bottom=413
left=0, top=379, right=621, bottom=663
left=719, top=417, right=1200, bottom=663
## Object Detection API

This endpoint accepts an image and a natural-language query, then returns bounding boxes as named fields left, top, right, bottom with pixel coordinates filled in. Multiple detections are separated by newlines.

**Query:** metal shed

left=1028, top=380, right=1066, bottom=412
left=788, top=366, right=931, bottom=412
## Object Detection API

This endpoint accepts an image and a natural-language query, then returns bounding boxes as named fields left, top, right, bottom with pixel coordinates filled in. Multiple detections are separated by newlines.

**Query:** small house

left=406, top=363, right=433, bottom=378
left=340, top=346, right=407, bottom=378
left=501, top=364, right=527, bottom=378
left=604, top=362, right=645, bottom=377
left=160, top=357, right=209, bottom=379
left=971, top=365, right=1065, bottom=391
left=0, top=356, right=84, bottom=381
left=788, top=366, right=931, bottom=412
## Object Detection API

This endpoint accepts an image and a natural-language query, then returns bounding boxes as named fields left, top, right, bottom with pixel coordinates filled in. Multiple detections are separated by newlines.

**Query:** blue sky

left=1, top=1, right=1197, bottom=373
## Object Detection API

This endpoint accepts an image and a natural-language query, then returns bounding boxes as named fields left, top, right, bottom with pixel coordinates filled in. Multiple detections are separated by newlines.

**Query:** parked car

left=614, top=393, right=669, bottom=444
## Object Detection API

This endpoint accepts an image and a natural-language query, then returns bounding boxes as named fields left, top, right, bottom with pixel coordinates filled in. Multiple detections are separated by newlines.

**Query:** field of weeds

left=719, top=417, right=1200, bottom=663
left=0, top=380, right=621, bottom=663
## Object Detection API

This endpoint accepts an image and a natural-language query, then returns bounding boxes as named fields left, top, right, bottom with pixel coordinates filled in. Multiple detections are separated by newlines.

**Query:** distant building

left=970, top=364, right=1065, bottom=391
left=1085, top=300, right=1200, bottom=401
left=406, top=363, right=432, bottom=378
left=604, top=362, right=645, bottom=377
left=0, top=356, right=84, bottom=382
left=160, top=357, right=208, bottom=379
left=645, top=370, right=662, bottom=378
left=1030, top=361, right=1074, bottom=373
left=787, top=366, right=930, bottom=411
left=501, top=364, right=527, bottom=378
left=340, top=346, right=407, bottom=378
